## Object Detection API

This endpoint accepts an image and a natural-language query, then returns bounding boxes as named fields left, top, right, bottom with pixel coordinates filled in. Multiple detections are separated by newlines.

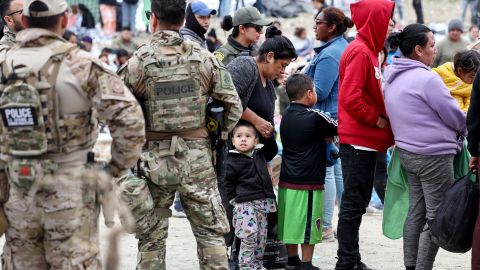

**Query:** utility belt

left=145, top=127, right=209, bottom=142
left=5, top=149, right=93, bottom=190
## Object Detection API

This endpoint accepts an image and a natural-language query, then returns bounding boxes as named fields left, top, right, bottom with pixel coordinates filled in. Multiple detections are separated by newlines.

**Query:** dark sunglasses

left=243, top=24, right=263, bottom=33
left=6, top=9, right=22, bottom=16
left=145, top=10, right=152, bottom=20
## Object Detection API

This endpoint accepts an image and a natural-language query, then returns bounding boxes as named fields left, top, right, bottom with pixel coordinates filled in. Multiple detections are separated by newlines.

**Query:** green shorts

left=277, top=187, right=323, bottom=244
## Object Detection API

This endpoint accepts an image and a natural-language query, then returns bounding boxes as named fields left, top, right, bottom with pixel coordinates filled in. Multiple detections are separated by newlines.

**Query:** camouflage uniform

left=0, top=25, right=16, bottom=237
left=0, top=26, right=16, bottom=48
left=119, top=30, right=242, bottom=270
left=0, top=28, right=145, bottom=269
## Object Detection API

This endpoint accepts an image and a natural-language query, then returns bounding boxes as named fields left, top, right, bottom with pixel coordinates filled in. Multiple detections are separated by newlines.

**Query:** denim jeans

left=323, top=159, right=343, bottom=229
left=121, top=2, right=138, bottom=32
left=398, top=148, right=454, bottom=269
left=374, top=152, right=387, bottom=204
left=335, top=144, right=376, bottom=270
left=218, top=0, right=232, bottom=17
left=461, top=0, right=476, bottom=22
left=395, top=0, right=404, bottom=20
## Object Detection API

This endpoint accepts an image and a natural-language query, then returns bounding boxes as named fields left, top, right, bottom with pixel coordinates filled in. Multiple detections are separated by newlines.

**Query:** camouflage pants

left=2, top=160, right=101, bottom=269
left=135, top=138, right=229, bottom=270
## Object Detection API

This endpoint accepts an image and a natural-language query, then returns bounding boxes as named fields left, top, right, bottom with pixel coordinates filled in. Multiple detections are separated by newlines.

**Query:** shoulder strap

left=39, top=42, right=77, bottom=86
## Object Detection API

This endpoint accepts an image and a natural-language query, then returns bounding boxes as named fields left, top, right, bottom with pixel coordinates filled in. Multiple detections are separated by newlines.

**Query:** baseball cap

left=191, top=1, right=217, bottom=16
left=23, top=0, right=68, bottom=17
left=233, top=7, right=272, bottom=27
left=81, top=36, right=93, bottom=44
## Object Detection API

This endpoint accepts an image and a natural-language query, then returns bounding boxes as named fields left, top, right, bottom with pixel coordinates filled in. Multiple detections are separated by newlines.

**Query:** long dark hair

left=319, top=7, right=353, bottom=36
left=388, top=24, right=432, bottom=58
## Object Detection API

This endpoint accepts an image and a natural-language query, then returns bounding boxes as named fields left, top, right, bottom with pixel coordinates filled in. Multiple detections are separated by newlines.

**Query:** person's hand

left=469, top=156, right=479, bottom=171
left=376, top=117, right=388, bottom=129
left=325, top=136, right=335, bottom=143
left=254, top=118, right=274, bottom=139
left=277, top=73, right=288, bottom=88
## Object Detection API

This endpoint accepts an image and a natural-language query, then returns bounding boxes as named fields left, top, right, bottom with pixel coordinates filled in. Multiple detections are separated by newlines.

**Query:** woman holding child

left=384, top=24, right=467, bottom=270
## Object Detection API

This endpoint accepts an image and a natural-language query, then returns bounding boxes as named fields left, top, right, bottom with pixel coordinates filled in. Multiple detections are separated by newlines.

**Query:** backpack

left=430, top=171, right=479, bottom=253
left=0, top=43, right=76, bottom=156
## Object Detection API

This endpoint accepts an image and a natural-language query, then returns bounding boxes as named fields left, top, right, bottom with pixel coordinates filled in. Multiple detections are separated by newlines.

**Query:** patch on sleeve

left=219, top=69, right=234, bottom=89
left=99, top=73, right=126, bottom=97
left=214, top=51, right=225, bottom=62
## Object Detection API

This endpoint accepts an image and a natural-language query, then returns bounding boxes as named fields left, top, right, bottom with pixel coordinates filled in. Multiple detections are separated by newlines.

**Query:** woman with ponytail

left=214, top=6, right=271, bottom=65
left=384, top=23, right=466, bottom=270
left=304, top=7, right=353, bottom=242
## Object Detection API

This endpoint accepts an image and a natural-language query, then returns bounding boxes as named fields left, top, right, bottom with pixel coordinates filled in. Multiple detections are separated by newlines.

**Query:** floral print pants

left=233, top=198, right=276, bottom=270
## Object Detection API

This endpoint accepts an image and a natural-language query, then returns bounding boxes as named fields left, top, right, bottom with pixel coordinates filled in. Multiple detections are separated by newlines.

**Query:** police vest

left=0, top=42, right=97, bottom=157
left=136, top=41, right=208, bottom=133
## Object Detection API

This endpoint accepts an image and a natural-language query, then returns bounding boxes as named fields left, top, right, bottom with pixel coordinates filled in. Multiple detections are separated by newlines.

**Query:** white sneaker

left=172, top=208, right=186, bottom=218
left=366, top=204, right=383, bottom=215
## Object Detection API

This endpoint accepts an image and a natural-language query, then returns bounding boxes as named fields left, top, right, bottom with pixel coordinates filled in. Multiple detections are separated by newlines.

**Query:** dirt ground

left=0, top=210, right=470, bottom=269
left=101, top=211, right=470, bottom=269
left=0, top=0, right=473, bottom=269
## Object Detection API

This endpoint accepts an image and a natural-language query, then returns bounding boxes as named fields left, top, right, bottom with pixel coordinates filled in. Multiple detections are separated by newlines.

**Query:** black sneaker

left=285, top=255, right=301, bottom=270
left=354, top=261, right=373, bottom=270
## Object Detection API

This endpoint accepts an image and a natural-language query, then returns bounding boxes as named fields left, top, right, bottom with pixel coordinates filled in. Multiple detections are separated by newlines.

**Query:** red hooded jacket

left=337, top=0, right=395, bottom=152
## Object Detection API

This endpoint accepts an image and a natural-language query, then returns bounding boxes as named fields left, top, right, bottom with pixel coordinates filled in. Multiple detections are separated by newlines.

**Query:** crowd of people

left=0, top=0, right=479, bottom=269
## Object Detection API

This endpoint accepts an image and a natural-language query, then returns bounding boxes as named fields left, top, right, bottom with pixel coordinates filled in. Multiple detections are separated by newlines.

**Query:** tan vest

left=136, top=41, right=208, bottom=133
left=0, top=42, right=97, bottom=157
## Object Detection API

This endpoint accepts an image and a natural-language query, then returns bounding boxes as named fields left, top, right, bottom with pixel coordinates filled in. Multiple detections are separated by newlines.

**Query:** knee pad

left=137, top=250, right=166, bottom=270
left=198, top=246, right=228, bottom=270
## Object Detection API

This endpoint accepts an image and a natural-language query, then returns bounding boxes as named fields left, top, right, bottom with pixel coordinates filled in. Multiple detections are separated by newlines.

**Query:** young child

left=278, top=74, right=338, bottom=270
left=224, top=121, right=278, bottom=270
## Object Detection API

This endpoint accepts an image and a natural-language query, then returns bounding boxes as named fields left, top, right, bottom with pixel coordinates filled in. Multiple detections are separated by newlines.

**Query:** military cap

left=232, top=7, right=272, bottom=27
left=23, top=0, right=68, bottom=17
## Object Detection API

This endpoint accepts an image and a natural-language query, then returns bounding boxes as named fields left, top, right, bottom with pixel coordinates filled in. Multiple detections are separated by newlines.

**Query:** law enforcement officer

left=118, top=0, right=242, bottom=268
left=0, top=0, right=145, bottom=268
left=214, top=6, right=271, bottom=66
left=0, top=0, right=25, bottom=47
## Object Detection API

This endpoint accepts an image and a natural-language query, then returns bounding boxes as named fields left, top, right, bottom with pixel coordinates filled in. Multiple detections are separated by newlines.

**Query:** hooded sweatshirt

left=180, top=3, right=208, bottom=48
left=384, top=58, right=466, bottom=155
left=337, top=0, right=394, bottom=152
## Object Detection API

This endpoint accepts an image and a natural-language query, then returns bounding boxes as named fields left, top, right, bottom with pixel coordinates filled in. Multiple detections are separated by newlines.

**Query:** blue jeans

left=323, top=159, right=343, bottom=229
left=461, top=0, right=476, bottom=22
left=218, top=0, right=231, bottom=17
left=395, top=0, right=404, bottom=20
left=121, top=2, right=138, bottom=32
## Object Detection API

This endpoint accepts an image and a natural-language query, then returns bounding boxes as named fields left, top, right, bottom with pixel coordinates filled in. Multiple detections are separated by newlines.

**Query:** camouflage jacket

left=213, top=35, right=256, bottom=66
left=119, top=30, right=242, bottom=139
left=0, top=28, right=146, bottom=176
left=0, top=26, right=16, bottom=48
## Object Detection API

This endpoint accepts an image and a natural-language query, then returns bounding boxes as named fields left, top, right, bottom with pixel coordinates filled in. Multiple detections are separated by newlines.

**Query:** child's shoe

left=295, top=261, right=320, bottom=270
left=285, top=255, right=301, bottom=270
